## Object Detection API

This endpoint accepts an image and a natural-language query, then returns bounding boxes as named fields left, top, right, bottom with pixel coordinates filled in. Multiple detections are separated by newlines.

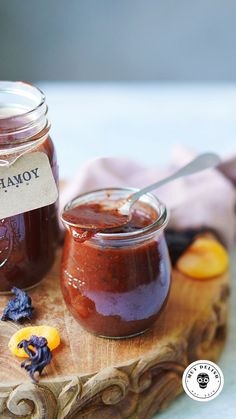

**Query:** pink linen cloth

left=60, top=145, right=236, bottom=247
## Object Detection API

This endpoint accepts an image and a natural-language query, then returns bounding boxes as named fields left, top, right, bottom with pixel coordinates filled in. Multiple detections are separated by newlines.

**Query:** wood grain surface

left=0, top=249, right=229, bottom=418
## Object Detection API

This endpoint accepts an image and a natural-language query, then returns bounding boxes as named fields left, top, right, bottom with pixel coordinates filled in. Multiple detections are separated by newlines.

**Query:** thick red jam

left=61, top=190, right=171, bottom=338
left=0, top=82, right=59, bottom=292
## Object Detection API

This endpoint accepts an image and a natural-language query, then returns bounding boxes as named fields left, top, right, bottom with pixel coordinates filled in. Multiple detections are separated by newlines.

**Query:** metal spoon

left=62, top=152, right=220, bottom=232
left=119, top=152, right=221, bottom=216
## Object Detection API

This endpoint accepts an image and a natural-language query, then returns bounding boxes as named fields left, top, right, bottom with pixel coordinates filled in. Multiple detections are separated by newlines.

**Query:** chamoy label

left=0, top=152, right=58, bottom=219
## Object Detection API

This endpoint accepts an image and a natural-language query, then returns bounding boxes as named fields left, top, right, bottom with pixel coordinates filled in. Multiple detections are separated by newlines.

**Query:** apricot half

left=9, top=325, right=60, bottom=358
left=176, top=237, right=229, bottom=279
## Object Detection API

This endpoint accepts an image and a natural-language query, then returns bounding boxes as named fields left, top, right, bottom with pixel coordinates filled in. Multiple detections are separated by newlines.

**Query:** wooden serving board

left=0, top=249, right=229, bottom=419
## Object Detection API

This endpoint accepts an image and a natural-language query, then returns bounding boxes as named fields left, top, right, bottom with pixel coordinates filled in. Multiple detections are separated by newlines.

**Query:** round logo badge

left=182, top=360, right=224, bottom=402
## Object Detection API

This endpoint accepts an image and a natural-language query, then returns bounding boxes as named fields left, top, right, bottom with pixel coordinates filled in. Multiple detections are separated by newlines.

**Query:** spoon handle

left=130, top=152, right=221, bottom=204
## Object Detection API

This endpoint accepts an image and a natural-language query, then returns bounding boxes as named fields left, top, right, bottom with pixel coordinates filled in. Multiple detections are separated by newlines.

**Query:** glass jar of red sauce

left=0, top=81, right=59, bottom=293
left=61, top=188, right=171, bottom=338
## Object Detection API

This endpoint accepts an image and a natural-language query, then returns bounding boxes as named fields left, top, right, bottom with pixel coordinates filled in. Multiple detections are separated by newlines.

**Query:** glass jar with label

left=0, top=81, right=59, bottom=292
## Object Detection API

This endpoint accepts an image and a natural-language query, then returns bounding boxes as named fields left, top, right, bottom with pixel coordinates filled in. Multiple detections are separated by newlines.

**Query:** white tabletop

left=40, top=82, right=236, bottom=418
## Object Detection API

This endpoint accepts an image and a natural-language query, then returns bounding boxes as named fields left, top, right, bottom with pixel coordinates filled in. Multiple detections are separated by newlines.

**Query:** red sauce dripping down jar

left=61, top=188, right=171, bottom=338
left=0, top=81, right=59, bottom=293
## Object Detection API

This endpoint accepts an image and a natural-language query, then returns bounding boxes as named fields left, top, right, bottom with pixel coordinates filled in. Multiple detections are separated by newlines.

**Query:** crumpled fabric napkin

left=60, top=145, right=236, bottom=247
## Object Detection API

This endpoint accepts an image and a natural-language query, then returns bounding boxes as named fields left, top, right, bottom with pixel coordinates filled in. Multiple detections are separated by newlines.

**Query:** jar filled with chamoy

left=61, top=188, right=171, bottom=338
left=0, top=81, right=59, bottom=293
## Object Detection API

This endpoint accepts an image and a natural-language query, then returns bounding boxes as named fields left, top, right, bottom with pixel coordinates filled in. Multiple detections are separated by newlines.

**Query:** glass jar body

left=0, top=136, right=59, bottom=292
left=61, top=189, right=171, bottom=338
left=0, top=82, right=59, bottom=292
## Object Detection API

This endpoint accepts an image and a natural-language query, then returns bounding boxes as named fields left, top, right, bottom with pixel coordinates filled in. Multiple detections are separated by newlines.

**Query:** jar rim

left=0, top=81, right=49, bottom=146
left=62, top=187, right=169, bottom=242
left=0, top=81, right=45, bottom=120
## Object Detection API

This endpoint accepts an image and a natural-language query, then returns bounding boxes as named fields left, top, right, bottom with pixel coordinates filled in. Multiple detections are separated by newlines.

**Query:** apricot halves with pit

left=176, top=237, right=229, bottom=279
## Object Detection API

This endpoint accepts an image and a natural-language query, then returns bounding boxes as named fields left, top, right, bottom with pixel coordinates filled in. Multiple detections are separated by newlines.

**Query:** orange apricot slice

left=9, top=325, right=60, bottom=358
left=176, top=237, right=229, bottom=279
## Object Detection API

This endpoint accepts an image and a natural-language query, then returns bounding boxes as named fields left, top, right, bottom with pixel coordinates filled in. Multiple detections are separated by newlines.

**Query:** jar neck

left=0, top=81, right=50, bottom=148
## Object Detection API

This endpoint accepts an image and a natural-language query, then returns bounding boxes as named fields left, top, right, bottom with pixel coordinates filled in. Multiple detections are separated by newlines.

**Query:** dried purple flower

left=1, top=287, right=34, bottom=322
left=18, top=335, right=52, bottom=382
